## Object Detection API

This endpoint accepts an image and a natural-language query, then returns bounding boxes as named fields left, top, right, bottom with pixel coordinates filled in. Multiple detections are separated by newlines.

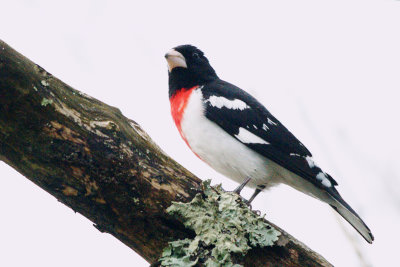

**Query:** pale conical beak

left=165, top=49, right=187, bottom=72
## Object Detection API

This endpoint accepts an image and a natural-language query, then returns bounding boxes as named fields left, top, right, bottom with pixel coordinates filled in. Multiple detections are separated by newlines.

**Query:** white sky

left=1, top=0, right=399, bottom=266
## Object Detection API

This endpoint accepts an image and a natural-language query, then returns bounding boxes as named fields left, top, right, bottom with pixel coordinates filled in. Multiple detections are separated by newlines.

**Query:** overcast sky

left=1, top=1, right=399, bottom=266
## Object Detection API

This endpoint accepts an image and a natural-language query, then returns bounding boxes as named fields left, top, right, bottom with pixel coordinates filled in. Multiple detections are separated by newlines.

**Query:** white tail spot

left=316, top=172, right=332, bottom=187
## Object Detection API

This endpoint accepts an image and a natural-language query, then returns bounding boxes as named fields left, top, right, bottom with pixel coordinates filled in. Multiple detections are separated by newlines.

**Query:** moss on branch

left=160, top=180, right=280, bottom=266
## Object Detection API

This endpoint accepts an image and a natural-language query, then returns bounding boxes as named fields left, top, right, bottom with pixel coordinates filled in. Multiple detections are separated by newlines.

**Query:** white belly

left=180, top=88, right=281, bottom=189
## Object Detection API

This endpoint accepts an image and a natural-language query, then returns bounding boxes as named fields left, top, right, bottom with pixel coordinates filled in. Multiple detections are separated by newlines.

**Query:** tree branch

left=0, top=40, right=332, bottom=266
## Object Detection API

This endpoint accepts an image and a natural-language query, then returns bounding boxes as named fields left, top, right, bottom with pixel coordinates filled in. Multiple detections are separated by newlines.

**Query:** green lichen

left=160, top=180, right=280, bottom=267
left=41, top=98, right=53, bottom=107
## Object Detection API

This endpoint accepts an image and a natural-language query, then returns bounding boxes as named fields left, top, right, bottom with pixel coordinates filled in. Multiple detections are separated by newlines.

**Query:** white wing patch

left=267, top=118, right=277, bottom=125
left=262, top=123, right=269, bottom=131
left=305, top=156, right=316, bottom=168
left=205, top=96, right=250, bottom=110
left=235, top=127, right=270, bottom=145
left=316, top=172, right=332, bottom=187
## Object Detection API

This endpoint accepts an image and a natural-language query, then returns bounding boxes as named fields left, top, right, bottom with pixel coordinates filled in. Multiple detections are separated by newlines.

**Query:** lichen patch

left=41, top=80, right=50, bottom=87
left=41, top=98, right=53, bottom=107
left=160, top=180, right=280, bottom=266
left=62, top=186, right=78, bottom=196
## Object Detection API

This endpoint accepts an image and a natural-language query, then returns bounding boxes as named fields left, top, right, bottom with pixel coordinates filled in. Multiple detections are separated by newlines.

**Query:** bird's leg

left=232, top=177, right=253, bottom=207
left=233, top=177, right=251, bottom=195
left=248, top=188, right=262, bottom=204
left=247, top=185, right=266, bottom=214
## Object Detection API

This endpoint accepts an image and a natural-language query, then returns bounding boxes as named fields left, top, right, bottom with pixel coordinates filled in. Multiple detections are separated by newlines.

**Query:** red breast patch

left=170, top=86, right=197, bottom=144
left=170, top=86, right=204, bottom=160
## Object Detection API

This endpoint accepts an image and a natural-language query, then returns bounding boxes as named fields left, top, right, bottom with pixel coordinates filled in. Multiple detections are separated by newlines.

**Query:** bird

left=164, top=44, right=374, bottom=243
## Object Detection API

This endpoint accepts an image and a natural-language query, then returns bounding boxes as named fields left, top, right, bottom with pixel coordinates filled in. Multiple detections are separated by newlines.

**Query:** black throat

left=168, top=67, right=218, bottom=98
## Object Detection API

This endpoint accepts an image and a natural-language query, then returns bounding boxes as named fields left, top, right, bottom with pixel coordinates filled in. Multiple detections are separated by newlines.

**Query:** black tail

left=328, top=189, right=374, bottom=243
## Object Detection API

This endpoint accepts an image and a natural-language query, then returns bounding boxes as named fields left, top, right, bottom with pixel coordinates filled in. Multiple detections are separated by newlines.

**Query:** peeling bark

left=0, top=40, right=332, bottom=266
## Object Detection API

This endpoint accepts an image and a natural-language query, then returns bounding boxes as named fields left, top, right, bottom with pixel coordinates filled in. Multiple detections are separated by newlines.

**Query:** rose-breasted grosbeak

left=165, top=45, right=373, bottom=243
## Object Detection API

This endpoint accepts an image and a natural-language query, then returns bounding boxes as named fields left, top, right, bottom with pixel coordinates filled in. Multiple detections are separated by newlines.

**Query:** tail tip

left=366, top=232, right=374, bottom=244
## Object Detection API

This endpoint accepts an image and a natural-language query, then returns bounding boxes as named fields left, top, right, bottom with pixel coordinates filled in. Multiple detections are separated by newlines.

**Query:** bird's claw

left=230, top=192, right=253, bottom=209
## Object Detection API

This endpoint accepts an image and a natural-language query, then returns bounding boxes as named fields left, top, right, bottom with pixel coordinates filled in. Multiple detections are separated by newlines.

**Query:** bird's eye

left=192, top=52, right=200, bottom=59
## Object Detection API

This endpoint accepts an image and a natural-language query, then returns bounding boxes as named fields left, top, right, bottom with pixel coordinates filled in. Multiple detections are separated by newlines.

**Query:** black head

left=165, top=45, right=218, bottom=96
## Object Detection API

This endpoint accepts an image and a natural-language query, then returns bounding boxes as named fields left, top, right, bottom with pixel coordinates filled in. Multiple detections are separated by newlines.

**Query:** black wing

left=201, top=79, right=337, bottom=189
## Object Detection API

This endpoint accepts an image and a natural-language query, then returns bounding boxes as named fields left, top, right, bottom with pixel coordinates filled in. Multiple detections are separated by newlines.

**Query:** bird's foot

left=227, top=193, right=253, bottom=209
left=227, top=189, right=251, bottom=206
left=237, top=195, right=252, bottom=209
left=252, top=209, right=262, bottom=216
left=232, top=194, right=262, bottom=215
left=230, top=177, right=253, bottom=208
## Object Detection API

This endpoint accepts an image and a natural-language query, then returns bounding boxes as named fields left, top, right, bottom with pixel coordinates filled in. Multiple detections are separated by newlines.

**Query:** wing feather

left=201, top=80, right=337, bottom=189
